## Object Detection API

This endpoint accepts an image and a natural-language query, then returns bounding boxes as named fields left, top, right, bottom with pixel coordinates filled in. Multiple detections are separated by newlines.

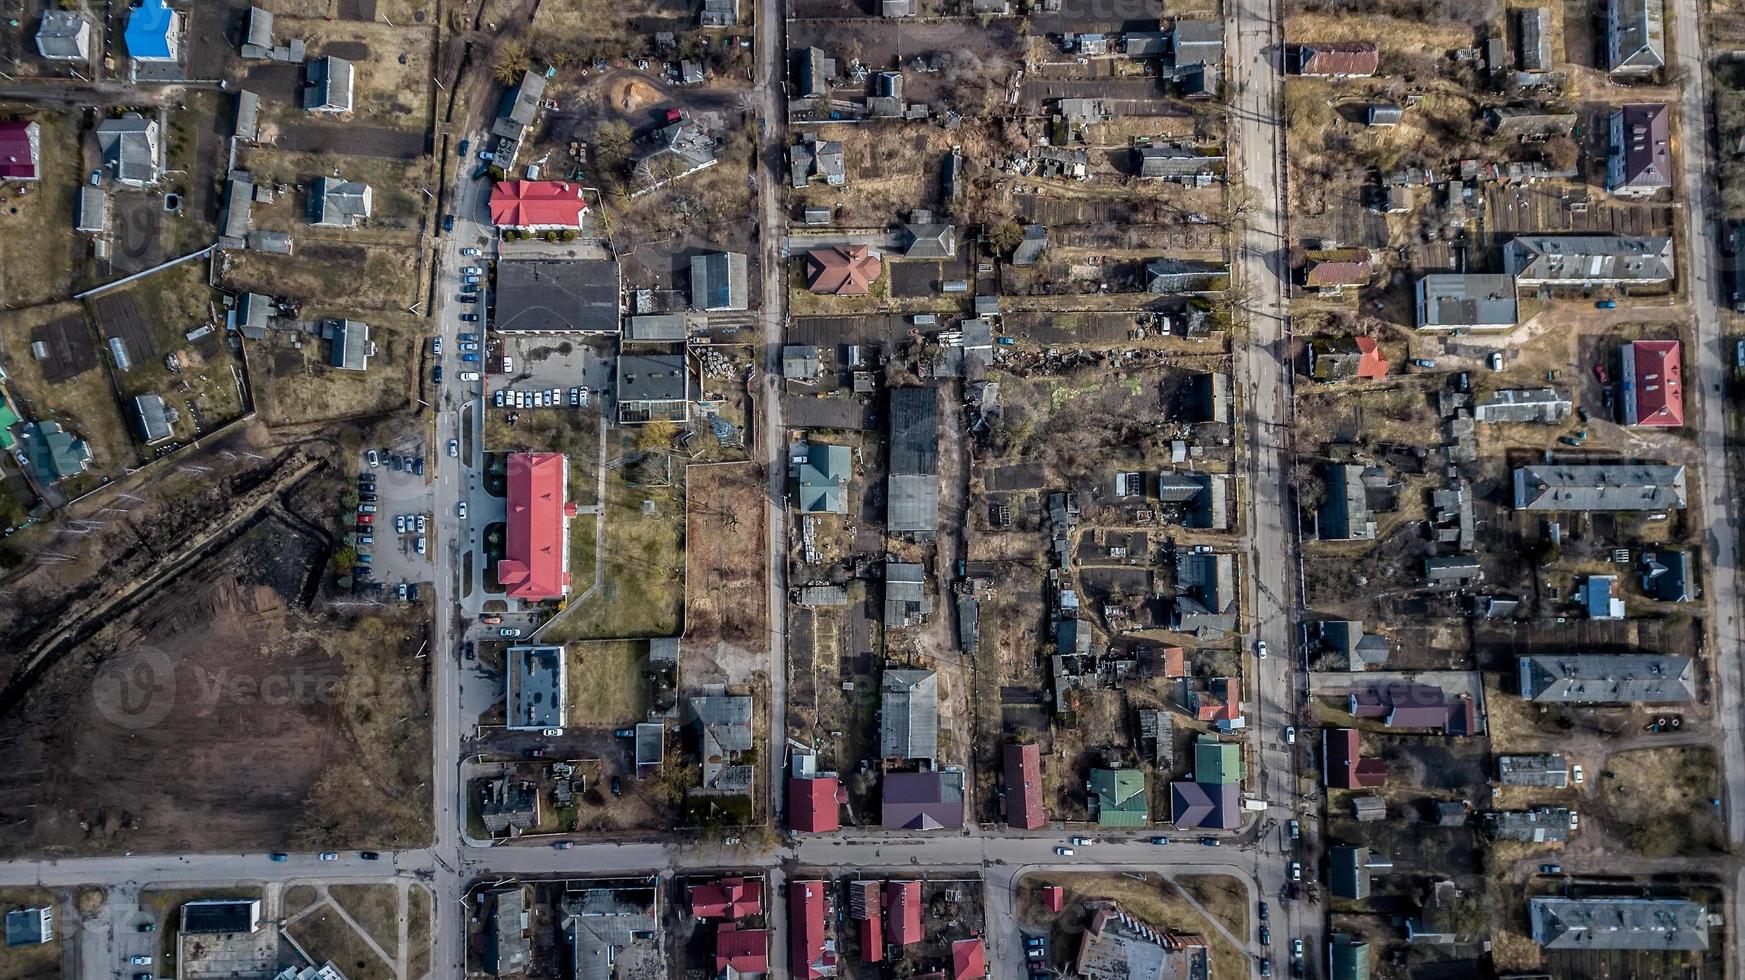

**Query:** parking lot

left=360, top=440, right=435, bottom=598
left=493, top=335, right=614, bottom=411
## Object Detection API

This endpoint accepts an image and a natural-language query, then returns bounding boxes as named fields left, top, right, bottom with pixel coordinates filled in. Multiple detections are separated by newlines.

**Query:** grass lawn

left=222, top=245, right=424, bottom=313
left=327, top=885, right=401, bottom=961
left=283, top=885, right=321, bottom=919
left=0, top=112, right=83, bottom=307
left=0, top=887, right=59, bottom=980
left=250, top=312, right=419, bottom=425
left=563, top=640, right=648, bottom=726
left=542, top=461, right=683, bottom=639
left=285, top=905, right=393, bottom=980
left=1602, top=746, right=1724, bottom=856
left=406, top=885, right=431, bottom=980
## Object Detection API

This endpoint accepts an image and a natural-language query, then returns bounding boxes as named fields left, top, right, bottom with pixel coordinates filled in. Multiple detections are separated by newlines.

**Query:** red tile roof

left=789, top=880, right=834, bottom=980
left=952, top=938, right=986, bottom=980
left=1324, top=727, right=1386, bottom=789
left=497, top=452, right=575, bottom=600
left=689, top=877, right=763, bottom=920
left=1195, top=676, right=1242, bottom=725
left=806, top=245, right=884, bottom=295
left=1623, top=339, right=1683, bottom=427
left=715, top=924, right=769, bottom=976
left=1354, top=337, right=1389, bottom=379
left=788, top=775, right=841, bottom=832
left=489, top=180, right=587, bottom=228
left=1003, top=743, right=1047, bottom=829
left=1160, top=646, right=1188, bottom=678
left=886, top=880, right=922, bottom=946
left=0, top=121, right=39, bottom=181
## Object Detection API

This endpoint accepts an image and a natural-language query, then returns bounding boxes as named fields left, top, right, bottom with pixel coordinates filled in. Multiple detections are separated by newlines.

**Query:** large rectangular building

left=494, top=259, right=621, bottom=333
left=506, top=645, right=566, bottom=730
left=1620, top=339, right=1683, bottom=426
left=1511, top=463, right=1686, bottom=511
left=887, top=387, right=940, bottom=534
left=497, top=452, right=574, bottom=600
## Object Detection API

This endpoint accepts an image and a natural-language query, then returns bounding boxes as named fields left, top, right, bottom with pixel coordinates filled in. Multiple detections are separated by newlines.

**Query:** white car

left=1569, top=811, right=1580, bottom=829
left=432, top=337, right=442, bottom=355
left=448, top=439, right=459, bottom=458
left=1284, top=726, right=1296, bottom=745
left=541, top=728, right=563, bottom=736
left=461, top=265, right=483, bottom=276
left=1572, top=764, right=1584, bottom=784
left=395, top=515, right=407, bottom=534
left=499, top=627, right=522, bottom=637
left=1055, top=847, right=1075, bottom=856
left=318, top=852, right=339, bottom=861
left=1289, top=861, right=1301, bottom=882
left=1255, top=639, right=1267, bottom=659
left=461, top=247, right=481, bottom=257
left=459, top=372, right=480, bottom=382
left=415, top=537, right=427, bottom=556
left=1069, top=836, right=1093, bottom=846
left=130, top=956, right=152, bottom=966
left=493, top=389, right=506, bottom=407
left=457, top=501, right=468, bottom=519
left=459, top=343, right=479, bottom=353
left=578, top=388, right=590, bottom=407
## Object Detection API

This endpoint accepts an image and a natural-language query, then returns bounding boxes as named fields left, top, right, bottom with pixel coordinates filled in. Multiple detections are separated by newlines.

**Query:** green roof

left=796, top=442, right=851, bottom=513
left=1193, top=734, right=1243, bottom=784
left=1089, top=768, right=1147, bottom=827
left=0, top=394, right=19, bottom=451
left=21, top=420, right=90, bottom=483
left=1330, top=937, right=1371, bottom=980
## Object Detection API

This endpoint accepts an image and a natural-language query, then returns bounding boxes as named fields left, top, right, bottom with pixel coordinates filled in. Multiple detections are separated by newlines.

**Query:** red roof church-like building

left=489, top=180, right=587, bottom=231
left=497, top=452, right=576, bottom=600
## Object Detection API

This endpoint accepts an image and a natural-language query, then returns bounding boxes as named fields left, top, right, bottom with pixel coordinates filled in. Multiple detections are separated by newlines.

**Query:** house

left=689, top=877, right=762, bottom=920
left=96, top=113, right=160, bottom=187
left=1349, top=684, right=1478, bottom=734
left=561, top=884, right=662, bottom=980
left=1324, top=728, right=1385, bottom=789
left=496, top=453, right=575, bottom=600
left=494, top=258, right=621, bottom=333
left=1498, top=753, right=1570, bottom=788
left=790, top=136, right=845, bottom=187
left=318, top=318, right=374, bottom=373
left=1620, top=339, right=1682, bottom=426
left=486, top=888, right=529, bottom=976
left=309, top=177, right=372, bottom=227
left=180, top=899, right=261, bottom=934
left=1606, top=0, right=1665, bottom=76
left=1076, top=905, right=1209, bottom=980
left=1511, top=463, right=1686, bottom=511
left=1518, top=653, right=1695, bottom=703
left=1308, top=336, right=1388, bottom=381
left=794, top=47, right=835, bottom=98
left=1640, top=549, right=1694, bottom=602
left=951, top=939, right=985, bottom=980
left=882, top=0, right=914, bottom=16
left=902, top=216, right=957, bottom=259
left=0, top=121, right=40, bottom=181
left=1172, top=19, right=1224, bottom=65
left=1318, top=464, right=1377, bottom=541
left=303, top=56, right=354, bottom=113
left=1607, top=104, right=1671, bottom=196
left=133, top=393, right=174, bottom=445
left=123, top=0, right=180, bottom=62
left=0, top=397, right=19, bottom=452
left=76, top=186, right=109, bottom=235
left=234, top=90, right=261, bottom=143
left=1351, top=796, right=1386, bottom=822
left=1530, top=896, right=1708, bottom=950
left=883, top=880, right=923, bottom=947
left=1414, top=274, right=1518, bottom=330
left=1123, top=32, right=1169, bottom=57
left=1176, top=60, right=1222, bottom=98
left=1173, top=552, right=1237, bottom=635
left=1424, top=556, right=1482, bottom=587
left=1578, top=574, right=1626, bottom=620
left=479, top=776, right=539, bottom=833
left=1008, top=225, right=1048, bottom=267
left=1170, top=734, right=1241, bottom=831
left=4, top=907, right=51, bottom=946
left=235, top=292, right=278, bottom=341
left=687, top=693, right=755, bottom=794
left=1088, top=768, right=1148, bottom=828
left=489, top=180, right=587, bottom=230
left=1294, top=42, right=1379, bottom=77
left=492, top=70, right=547, bottom=161
left=617, top=352, right=692, bottom=424
left=1003, top=742, right=1046, bottom=829
left=880, top=668, right=938, bottom=763
left=1472, top=388, right=1572, bottom=423
left=1486, top=107, right=1579, bottom=139
left=887, top=387, right=941, bottom=534
left=701, top=0, right=739, bottom=26
left=1330, top=846, right=1392, bottom=900
left=691, top=251, right=749, bottom=311
left=881, top=770, right=964, bottom=830
left=1503, top=235, right=1675, bottom=287
left=1321, top=620, right=1389, bottom=670
left=849, top=881, right=882, bottom=962
left=788, top=753, right=841, bottom=833
left=35, top=10, right=90, bottom=61
left=1135, top=144, right=1222, bottom=180
left=1520, top=7, right=1552, bottom=70
left=505, top=644, right=566, bottom=730
left=715, top=925, right=769, bottom=976
left=1488, top=807, right=1573, bottom=843
left=634, top=120, right=719, bottom=187
left=1146, top=259, right=1228, bottom=293
left=805, top=245, right=882, bottom=295
left=20, top=420, right=91, bottom=483
left=1303, top=248, right=1373, bottom=290
left=792, top=441, right=850, bottom=513
left=1329, top=934, right=1371, bottom=980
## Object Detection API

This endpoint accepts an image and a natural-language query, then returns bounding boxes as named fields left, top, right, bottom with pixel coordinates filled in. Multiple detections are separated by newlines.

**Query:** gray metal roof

left=96, top=113, right=157, bottom=186
left=1608, top=103, right=1670, bottom=192
left=617, top=353, right=690, bottom=403
left=1520, top=7, right=1551, bottom=70
left=487, top=889, right=529, bottom=975
left=220, top=174, right=253, bottom=243
left=1473, top=387, right=1571, bottom=423
left=783, top=343, right=820, bottom=376
left=309, top=177, right=371, bottom=227
left=794, top=441, right=850, bottom=513
left=881, top=769, right=963, bottom=829
left=627, top=313, right=686, bottom=342
left=888, top=387, right=940, bottom=532
left=35, top=10, right=89, bottom=60
left=1511, top=463, right=1686, bottom=511
left=1012, top=224, right=1047, bottom=265
left=562, top=886, right=660, bottom=980
left=1504, top=235, right=1674, bottom=285
left=75, top=185, right=108, bottom=234
left=323, top=318, right=371, bottom=371
left=1318, top=463, right=1376, bottom=541
left=1415, top=274, right=1518, bottom=329
left=1176, top=552, right=1234, bottom=612
left=234, top=90, right=261, bottom=142
left=903, top=222, right=956, bottom=259
left=506, top=645, right=565, bottom=730
left=1171, top=19, right=1223, bottom=65
left=495, top=259, right=621, bottom=332
left=880, top=668, right=938, bottom=762
left=1136, top=144, right=1222, bottom=178
left=304, top=56, right=354, bottom=112
left=1497, top=753, right=1569, bottom=787
left=242, top=6, right=273, bottom=54
left=1487, top=807, right=1570, bottom=843
left=1519, top=653, right=1695, bottom=703
left=493, top=70, right=547, bottom=142
left=1606, top=0, right=1665, bottom=73
left=1530, top=896, right=1707, bottom=950
left=133, top=393, right=172, bottom=444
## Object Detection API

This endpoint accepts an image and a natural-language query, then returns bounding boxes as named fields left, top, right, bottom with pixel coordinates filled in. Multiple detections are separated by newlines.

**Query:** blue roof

left=124, top=0, right=175, bottom=59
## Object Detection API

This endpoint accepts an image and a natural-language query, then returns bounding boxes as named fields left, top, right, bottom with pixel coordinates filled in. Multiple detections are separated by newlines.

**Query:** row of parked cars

left=493, top=386, right=590, bottom=409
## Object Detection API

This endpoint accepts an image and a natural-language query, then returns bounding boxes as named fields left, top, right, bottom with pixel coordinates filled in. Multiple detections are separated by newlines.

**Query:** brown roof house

left=1294, top=42, right=1379, bottom=77
left=881, top=770, right=964, bottom=830
left=1002, top=742, right=1047, bottom=829
left=1303, top=248, right=1374, bottom=291
left=1606, top=103, right=1670, bottom=198
left=1324, top=728, right=1386, bottom=789
left=806, top=244, right=883, bottom=295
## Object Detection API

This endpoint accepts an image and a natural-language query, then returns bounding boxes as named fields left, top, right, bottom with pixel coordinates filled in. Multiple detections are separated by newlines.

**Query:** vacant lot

left=1016, top=872, right=1249, bottom=980
left=250, top=313, right=419, bottom=426
left=685, top=462, right=767, bottom=648
left=286, top=903, right=393, bottom=980
left=0, top=113, right=83, bottom=307
left=544, top=454, right=685, bottom=639
left=0, top=302, right=137, bottom=477
left=1602, top=746, right=1724, bottom=857
left=219, top=240, right=424, bottom=311
left=0, top=511, right=431, bottom=856
left=564, top=640, right=649, bottom=725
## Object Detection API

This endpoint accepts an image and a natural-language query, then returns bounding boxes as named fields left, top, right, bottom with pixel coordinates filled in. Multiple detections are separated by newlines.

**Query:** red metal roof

left=496, top=452, right=574, bottom=600
left=1042, top=886, right=1065, bottom=913
left=1195, top=676, right=1241, bottom=724
left=0, top=121, right=39, bottom=181
left=1296, top=42, right=1380, bottom=76
left=1623, top=339, right=1683, bottom=427
left=1354, top=337, right=1389, bottom=378
left=789, top=880, right=834, bottom=980
left=806, top=245, right=883, bottom=295
left=489, top=180, right=587, bottom=228
left=715, top=924, right=769, bottom=976
left=689, top=877, right=763, bottom=920
left=788, top=775, right=841, bottom=832
left=1003, top=743, right=1047, bottom=829
left=886, top=880, right=922, bottom=946
left=952, top=938, right=986, bottom=980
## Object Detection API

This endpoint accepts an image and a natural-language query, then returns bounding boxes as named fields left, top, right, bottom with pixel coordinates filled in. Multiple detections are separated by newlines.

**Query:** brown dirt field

left=1600, top=746, right=1724, bottom=857
left=617, top=78, right=665, bottom=112
left=218, top=244, right=424, bottom=312
left=684, top=462, right=767, bottom=649
left=407, top=884, right=432, bottom=979
left=0, top=510, right=432, bottom=857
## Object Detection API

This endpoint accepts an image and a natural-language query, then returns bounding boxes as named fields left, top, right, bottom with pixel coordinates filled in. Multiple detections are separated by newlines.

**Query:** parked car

left=460, top=343, right=479, bottom=353
left=359, top=851, right=380, bottom=860
left=1569, top=811, right=1580, bottom=829
left=129, top=956, right=152, bottom=966
left=459, top=332, right=479, bottom=342
left=1289, top=861, right=1301, bottom=882
left=1055, top=847, right=1075, bottom=856
left=1411, top=358, right=1437, bottom=368
left=432, top=365, right=443, bottom=383
left=483, top=614, right=503, bottom=625
left=458, top=501, right=468, bottom=519
left=462, top=265, right=483, bottom=276
left=499, top=627, right=521, bottom=637
left=1259, top=958, right=1271, bottom=978
left=357, top=503, right=376, bottom=514
left=357, top=534, right=373, bottom=546
left=417, top=515, right=427, bottom=533
left=461, top=247, right=481, bottom=257
left=1199, top=837, right=1220, bottom=847
left=432, top=337, right=442, bottom=356
left=1596, top=299, right=1617, bottom=309
left=613, top=727, right=635, bottom=737
left=1259, top=926, right=1270, bottom=945
left=1284, top=726, right=1296, bottom=745
left=457, top=139, right=470, bottom=157
left=356, top=554, right=372, bottom=564
left=554, top=841, right=574, bottom=850
left=1255, top=639, right=1267, bottom=659
left=412, top=457, right=424, bottom=476
left=461, top=353, right=481, bottom=362
left=1258, top=901, right=1268, bottom=922
left=1540, top=864, right=1562, bottom=874
left=1573, top=764, right=1584, bottom=784
left=461, top=313, right=479, bottom=322
left=442, top=214, right=454, bottom=232
left=1069, top=836, right=1092, bottom=846
left=1291, top=938, right=1302, bottom=958
left=270, top=852, right=289, bottom=862
left=397, top=583, right=409, bottom=601
left=610, top=776, right=623, bottom=797
left=541, top=728, right=563, bottom=736
left=318, top=852, right=338, bottom=861
left=459, top=371, right=481, bottom=382
left=478, top=150, right=495, bottom=161
left=1150, top=836, right=1171, bottom=845
left=138, top=923, right=155, bottom=932
left=396, top=515, right=407, bottom=533
left=366, top=449, right=379, bottom=467
left=415, top=537, right=427, bottom=556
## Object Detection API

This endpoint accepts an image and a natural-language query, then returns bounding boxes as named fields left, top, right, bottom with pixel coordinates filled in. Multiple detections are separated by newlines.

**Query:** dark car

left=1258, top=901, right=1268, bottom=922
left=1199, top=837, right=1221, bottom=846
left=442, top=213, right=455, bottom=232
left=138, top=922, right=155, bottom=932
left=412, top=457, right=425, bottom=476
left=1259, top=926, right=1270, bottom=945
left=360, top=851, right=380, bottom=860
left=358, top=492, right=377, bottom=502
left=432, top=365, right=443, bottom=383
left=457, top=139, right=470, bottom=158
left=611, top=775, right=624, bottom=797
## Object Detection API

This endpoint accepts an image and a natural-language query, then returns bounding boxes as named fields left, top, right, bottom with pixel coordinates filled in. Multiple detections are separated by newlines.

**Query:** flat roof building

left=1415, top=274, right=1518, bottom=331
left=617, top=352, right=692, bottom=424
left=495, top=258, right=621, bottom=333
left=506, top=645, right=566, bottom=730
left=690, top=251, right=748, bottom=310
